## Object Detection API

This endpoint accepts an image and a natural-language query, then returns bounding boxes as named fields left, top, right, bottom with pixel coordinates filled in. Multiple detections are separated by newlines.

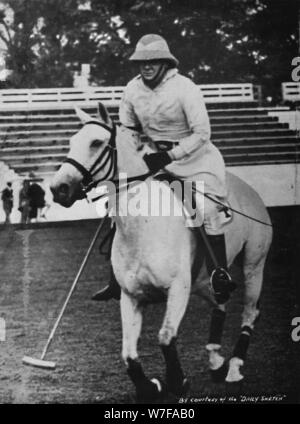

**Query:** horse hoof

left=167, top=377, right=190, bottom=397
left=210, top=361, right=229, bottom=383
left=136, top=378, right=163, bottom=403
left=225, top=357, right=244, bottom=383
left=181, top=378, right=190, bottom=396
left=225, top=373, right=244, bottom=383
left=150, top=378, right=164, bottom=395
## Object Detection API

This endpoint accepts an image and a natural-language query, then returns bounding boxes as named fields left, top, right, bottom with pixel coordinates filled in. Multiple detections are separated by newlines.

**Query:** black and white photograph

left=0, top=0, right=299, bottom=407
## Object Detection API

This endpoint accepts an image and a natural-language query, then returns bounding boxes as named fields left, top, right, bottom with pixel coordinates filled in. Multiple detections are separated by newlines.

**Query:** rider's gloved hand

left=143, top=152, right=172, bottom=173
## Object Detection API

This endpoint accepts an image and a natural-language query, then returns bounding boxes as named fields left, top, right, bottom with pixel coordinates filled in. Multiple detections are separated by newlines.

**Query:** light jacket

left=119, top=68, right=212, bottom=159
left=119, top=68, right=227, bottom=198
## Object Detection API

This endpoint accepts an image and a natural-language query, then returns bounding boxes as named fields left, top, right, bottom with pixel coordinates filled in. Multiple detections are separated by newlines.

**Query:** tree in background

left=113, top=0, right=298, bottom=101
left=0, top=0, right=113, bottom=87
left=0, top=0, right=298, bottom=102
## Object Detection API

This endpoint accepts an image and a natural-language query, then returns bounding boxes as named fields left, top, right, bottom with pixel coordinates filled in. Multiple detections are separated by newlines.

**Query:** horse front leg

left=226, top=260, right=264, bottom=383
left=159, top=277, right=191, bottom=396
left=120, top=291, right=162, bottom=402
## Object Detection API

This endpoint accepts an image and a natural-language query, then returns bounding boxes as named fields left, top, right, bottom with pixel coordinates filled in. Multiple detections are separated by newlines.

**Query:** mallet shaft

left=40, top=217, right=107, bottom=360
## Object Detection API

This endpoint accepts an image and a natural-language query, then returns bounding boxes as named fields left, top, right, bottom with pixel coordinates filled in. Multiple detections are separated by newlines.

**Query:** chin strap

left=142, top=63, right=169, bottom=89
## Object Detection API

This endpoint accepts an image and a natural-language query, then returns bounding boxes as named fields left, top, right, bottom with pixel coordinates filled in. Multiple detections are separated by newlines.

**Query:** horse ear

left=74, top=106, right=93, bottom=124
left=97, top=102, right=112, bottom=125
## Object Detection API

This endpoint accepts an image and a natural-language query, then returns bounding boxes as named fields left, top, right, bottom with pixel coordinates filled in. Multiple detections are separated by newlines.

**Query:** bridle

left=64, top=121, right=117, bottom=194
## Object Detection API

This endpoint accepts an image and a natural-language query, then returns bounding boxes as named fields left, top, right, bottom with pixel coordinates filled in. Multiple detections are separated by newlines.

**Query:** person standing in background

left=27, top=181, right=46, bottom=223
left=1, top=182, right=13, bottom=224
left=18, top=180, right=30, bottom=224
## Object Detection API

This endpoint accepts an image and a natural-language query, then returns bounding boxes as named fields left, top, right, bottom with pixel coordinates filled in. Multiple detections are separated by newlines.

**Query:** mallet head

left=22, top=355, right=56, bottom=370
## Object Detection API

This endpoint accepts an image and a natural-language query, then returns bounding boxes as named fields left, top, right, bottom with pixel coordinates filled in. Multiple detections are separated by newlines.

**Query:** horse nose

left=50, top=183, right=70, bottom=203
left=58, top=183, right=69, bottom=196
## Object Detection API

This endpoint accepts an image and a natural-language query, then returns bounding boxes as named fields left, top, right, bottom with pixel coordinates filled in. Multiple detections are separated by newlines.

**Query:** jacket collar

left=136, top=68, right=178, bottom=90
left=161, top=68, right=178, bottom=83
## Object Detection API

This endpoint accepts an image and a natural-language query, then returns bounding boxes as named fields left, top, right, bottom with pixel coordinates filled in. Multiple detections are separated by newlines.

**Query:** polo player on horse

left=93, top=34, right=235, bottom=304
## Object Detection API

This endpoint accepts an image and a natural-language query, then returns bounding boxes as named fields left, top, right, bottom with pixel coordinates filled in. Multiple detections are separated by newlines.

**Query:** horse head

left=50, top=103, right=116, bottom=207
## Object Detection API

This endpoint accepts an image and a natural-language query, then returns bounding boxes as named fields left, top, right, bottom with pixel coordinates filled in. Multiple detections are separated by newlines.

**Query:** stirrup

left=210, top=267, right=236, bottom=303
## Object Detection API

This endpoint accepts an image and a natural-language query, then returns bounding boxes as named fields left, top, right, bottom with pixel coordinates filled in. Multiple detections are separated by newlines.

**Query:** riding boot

left=92, top=221, right=120, bottom=301
left=205, top=233, right=236, bottom=304
left=91, top=265, right=121, bottom=301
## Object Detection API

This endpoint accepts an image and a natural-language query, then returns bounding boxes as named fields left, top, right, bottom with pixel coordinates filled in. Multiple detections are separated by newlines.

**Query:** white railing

left=282, top=82, right=300, bottom=101
left=0, top=83, right=254, bottom=110
left=0, top=86, right=125, bottom=108
left=199, top=83, right=254, bottom=102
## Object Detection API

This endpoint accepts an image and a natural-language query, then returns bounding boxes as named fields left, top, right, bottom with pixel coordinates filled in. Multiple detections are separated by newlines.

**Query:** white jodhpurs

left=203, top=197, right=225, bottom=236
left=184, top=187, right=225, bottom=235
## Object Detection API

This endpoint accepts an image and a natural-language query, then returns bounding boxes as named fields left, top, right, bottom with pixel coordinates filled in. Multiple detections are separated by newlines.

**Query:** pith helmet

left=129, top=34, right=179, bottom=66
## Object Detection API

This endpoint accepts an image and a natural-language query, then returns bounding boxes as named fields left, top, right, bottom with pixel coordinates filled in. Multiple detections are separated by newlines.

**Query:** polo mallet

left=22, top=216, right=108, bottom=370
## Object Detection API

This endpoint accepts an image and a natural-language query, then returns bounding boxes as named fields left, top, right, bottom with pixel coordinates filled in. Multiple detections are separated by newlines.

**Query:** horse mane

left=115, top=126, right=152, bottom=178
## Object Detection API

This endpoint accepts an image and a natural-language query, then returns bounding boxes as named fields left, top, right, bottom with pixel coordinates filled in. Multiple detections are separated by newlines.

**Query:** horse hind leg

left=159, top=277, right=191, bottom=396
left=194, top=267, right=228, bottom=382
left=206, top=304, right=228, bottom=382
left=226, top=255, right=267, bottom=383
left=121, top=292, right=162, bottom=402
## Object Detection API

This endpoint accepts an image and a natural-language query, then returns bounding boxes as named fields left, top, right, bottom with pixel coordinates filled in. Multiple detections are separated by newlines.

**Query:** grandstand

left=0, top=83, right=299, bottom=213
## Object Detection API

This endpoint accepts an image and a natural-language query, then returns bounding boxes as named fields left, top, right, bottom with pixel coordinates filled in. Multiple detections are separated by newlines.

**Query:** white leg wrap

left=225, top=357, right=244, bottom=382
left=206, top=343, right=221, bottom=351
left=151, top=378, right=162, bottom=393
left=206, top=344, right=225, bottom=370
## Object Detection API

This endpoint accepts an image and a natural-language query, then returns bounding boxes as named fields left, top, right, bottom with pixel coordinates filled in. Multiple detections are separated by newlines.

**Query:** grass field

left=0, top=207, right=299, bottom=404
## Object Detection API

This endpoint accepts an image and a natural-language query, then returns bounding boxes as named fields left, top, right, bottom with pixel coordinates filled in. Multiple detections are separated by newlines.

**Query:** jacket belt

left=155, top=141, right=179, bottom=151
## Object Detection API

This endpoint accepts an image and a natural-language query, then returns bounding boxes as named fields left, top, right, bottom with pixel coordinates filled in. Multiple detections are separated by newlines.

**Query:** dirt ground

left=0, top=207, right=299, bottom=404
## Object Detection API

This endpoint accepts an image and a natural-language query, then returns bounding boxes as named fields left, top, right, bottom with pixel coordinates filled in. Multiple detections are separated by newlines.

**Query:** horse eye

left=91, top=139, right=103, bottom=148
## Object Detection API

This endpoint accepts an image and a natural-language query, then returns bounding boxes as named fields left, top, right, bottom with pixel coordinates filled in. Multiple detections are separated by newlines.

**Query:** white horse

left=50, top=104, right=272, bottom=401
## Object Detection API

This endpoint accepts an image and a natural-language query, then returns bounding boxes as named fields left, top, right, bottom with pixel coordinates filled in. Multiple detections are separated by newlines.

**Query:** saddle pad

left=183, top=197, right=233, bottom=229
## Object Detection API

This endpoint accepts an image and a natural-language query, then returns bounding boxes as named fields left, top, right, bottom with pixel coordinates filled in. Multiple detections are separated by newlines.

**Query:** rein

left=202, top=192, right=273, bottom=228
